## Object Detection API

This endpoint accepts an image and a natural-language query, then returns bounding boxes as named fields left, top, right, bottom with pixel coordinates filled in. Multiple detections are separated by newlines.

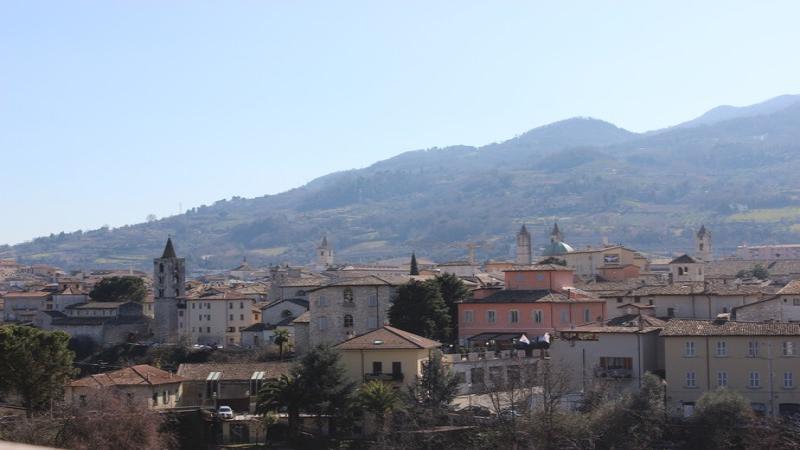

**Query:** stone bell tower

left=153, top=237, right=185, bottom=343
left=516, top=224, right=532, bottom=265
left=696, top=225, right=712, bottom=262
left=317, top=236, right=334, bottom=269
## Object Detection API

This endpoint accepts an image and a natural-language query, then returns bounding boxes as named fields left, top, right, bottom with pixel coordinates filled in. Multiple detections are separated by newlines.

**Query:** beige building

left=179, top=290, right=260, bottom=346
left=66, top=364, right=184, bottom=410
left=561, top=245, right=647, bottom=281
left=177, top=362, right=292, bottom=412
left=335, top=326, right=441, bottom=388
left=662, top=319, right=800, bottom=417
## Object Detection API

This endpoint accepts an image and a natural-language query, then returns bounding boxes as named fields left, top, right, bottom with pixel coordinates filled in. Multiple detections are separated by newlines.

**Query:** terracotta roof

left=262, top=298, right=309, bottom=310
left=503, top=264, right=574, bottom=272
left=176, top=362, right=292, bottom=380
left=778, top=280, right=800, bottom=295
left=70, top=365, right=183, bottom=387
left=334, top=326, right=441, bottom=350
left=292, top=311, right=311, bottom=324
left=661, top=319, right=800, bottom=337
left=669, top=254, right=697, bottom=264
left=66, top=302, right=125, bottom=309
left=2, top=291, right=51, bottom=298
left=462, top=289, right=600, bottom=304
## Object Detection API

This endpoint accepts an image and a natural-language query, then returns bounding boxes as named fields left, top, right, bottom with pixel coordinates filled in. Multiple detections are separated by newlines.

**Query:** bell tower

left=696, top=225, right=712, bottom=262
left=317, top=236, right=334, bottom=269
left=515, top=224, right=532, bottom=265
left=153, top=237, right=185, bottom=343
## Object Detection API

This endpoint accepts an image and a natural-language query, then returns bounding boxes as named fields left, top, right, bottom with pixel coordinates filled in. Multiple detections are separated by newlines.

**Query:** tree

left=357, top=380, right=401, bottom=433
left=408, top=350, right=459, bottom=415
left=410, top=252, right=419, bottom=275
left=752, top=264, right=769, bottom=280
left=256, top=346, right=354, bottom=436
left=688, top=388, right=754, bottom=449
left=0, top=325, right=75, bottom=415
left=591, top=372, right=666, bottom=450
left=89, top=276, right=147, bottom=303
left=146, top=213, right=157, bottom=222
left=273, top=329, right=290, bottom=361
left=432, top=273, right=469, bottom=342
left=388, top=280, right=450, bottom=341
left=257, top=374, right=305, bottom=436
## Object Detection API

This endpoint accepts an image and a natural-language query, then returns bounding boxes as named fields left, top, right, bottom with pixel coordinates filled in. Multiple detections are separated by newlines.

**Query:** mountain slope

left=668, top=94, right=800, bottom=130
left=4, top=99, right=800, bottom=270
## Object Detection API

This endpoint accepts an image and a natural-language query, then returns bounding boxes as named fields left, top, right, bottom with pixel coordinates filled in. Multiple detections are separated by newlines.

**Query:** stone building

left=515, top=225, right=532, bottom=265
left=154, top=238, right=185, bottom=343
left=316, top=236, right=334, bottom=269
left=304, top=275, right=404, bottom=350
left=734, top=279, right=800, bottom=322
left=66, top=365, right=184, bottom=410
left=696, top=225, right=712, bottom=262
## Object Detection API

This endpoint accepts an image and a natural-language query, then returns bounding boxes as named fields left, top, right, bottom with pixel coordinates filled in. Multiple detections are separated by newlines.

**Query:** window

left=368, top=294, right=378, bottom=306
left=533, top=310, right=543, bottom=324
left=344, top=314, right=354, bottom=328
left=152, top=392, right=158, bottom=406
left=240, top=302, right=244, bottom=309
left=509, top=310, right=519, bottom=324
left=583, top=308, right=591, bottom=323
left=616, top=297, right=623, bottom=303
left=785, top=372, right=794, bottom=389
left=229, top=314, right=234, bottom=321
left=783, top=341, right=795, bottom=356
left=716, top=341, right=727, bottom=357
left=667, top=308, right=675, bottom=318
left=343, top=288, right=354, bottom=304
left=634, top=296, right=641, bottom=303
left=535, top=273, right=545, bottom=281
left=178, top=310, right=184, bottom=317
left=372, top=361, right=382, bottom=374
left=794, top=298, right=800, bottom=306
left=318, top=295, right=328, bottom=307
left=229, top=303, right=233, bottom=309
left=487, top=310, right=496, bottom=323
left=685, top=341, right=696, bottom=357
left=206, top=327, right=210, bottom=333
left=227, top=327, right=235, bottom=332
left=464, top=310, right=474, bottom=324
left=162, top=391, right=168, bottom=404
left=240, top=314, right=244, bottom=320
left=192, top=303, right=196, bottom=309
left=318, top=317, right=329, bottom=330
left=367, top=317, right=378, bottom=329
left=392, top=362, right=402, bottom=378
left=686, top=371, right=696, bottom=388
left=717, top=371, right=728, bottom=387
left=750, top=371, right=761, bottom=388
left=748, top=341, right=759, bottom=357
left=470, top=367, right=485, bottom=385
left=560, top=310, right=569, bottom=324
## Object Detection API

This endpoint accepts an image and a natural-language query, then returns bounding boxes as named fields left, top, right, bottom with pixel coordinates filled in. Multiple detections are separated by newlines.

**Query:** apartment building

left=179, top=290, right=260, bottom=346
left=662, top=319, right=800, bottom=417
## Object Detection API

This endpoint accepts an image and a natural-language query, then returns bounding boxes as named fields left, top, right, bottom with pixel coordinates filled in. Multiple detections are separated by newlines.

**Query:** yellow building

left=662, top=319, right=800, bottom=417
left=334, top=326, right=441, bottom=388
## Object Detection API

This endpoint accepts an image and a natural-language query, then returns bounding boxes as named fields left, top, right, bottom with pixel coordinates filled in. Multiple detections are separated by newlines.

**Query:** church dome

left=542, top=240, right=575, bottom=257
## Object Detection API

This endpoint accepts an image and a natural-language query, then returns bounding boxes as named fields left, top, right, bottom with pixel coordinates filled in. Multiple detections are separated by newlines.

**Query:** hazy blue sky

left=2, top=1, right=798, bottom=245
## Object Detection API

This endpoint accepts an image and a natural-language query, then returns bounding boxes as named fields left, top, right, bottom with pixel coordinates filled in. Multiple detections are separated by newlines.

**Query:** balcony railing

left=594, top=368, right=633, bottom=379
left=364, top=372, right=404, bottom=382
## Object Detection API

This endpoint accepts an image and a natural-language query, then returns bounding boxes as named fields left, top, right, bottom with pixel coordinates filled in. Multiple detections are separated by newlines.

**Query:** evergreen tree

left=433, top=273, right=469, bottom=342
left=272, top=328, right=290, bottom=361
left=410, top=252, right=419, bottom=275
left=408, top=350, right=459, bottom=414
left=89, top=276, right=147, bottom=302
left=388, top=280, right=450, bottom=341
left=0, top=325, right=75, bottom=414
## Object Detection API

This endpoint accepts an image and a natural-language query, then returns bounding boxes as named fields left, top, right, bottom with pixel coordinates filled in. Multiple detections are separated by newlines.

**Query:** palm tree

left=357, top=380, right=401, bottom=433
left=272, top=329, right=290, bottom=361
left=256, top=374, right=305, bottom=436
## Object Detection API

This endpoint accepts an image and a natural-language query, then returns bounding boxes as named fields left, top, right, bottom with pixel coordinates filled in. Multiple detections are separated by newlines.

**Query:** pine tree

left=410, top=252, right=419, bottom=275
left=388, top=280, right=450, bottom=341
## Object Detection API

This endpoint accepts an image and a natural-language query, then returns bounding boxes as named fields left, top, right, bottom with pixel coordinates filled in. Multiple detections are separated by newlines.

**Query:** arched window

left=343, top=314, right=354, bottom=328
left=343, top=288, right=354, bottom=304
left=159, top=263, right=164, bottom=273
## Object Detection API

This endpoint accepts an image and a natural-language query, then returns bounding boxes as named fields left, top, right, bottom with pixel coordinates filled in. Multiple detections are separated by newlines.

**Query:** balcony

left=364, top=372, right=404, bottom=382
left=594, top=368, right=633, bottom=379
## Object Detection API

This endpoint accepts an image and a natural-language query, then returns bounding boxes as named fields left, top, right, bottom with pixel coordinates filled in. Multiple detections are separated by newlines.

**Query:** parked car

left=499, top=408, right=523, bottom=420
left=457, top=405, right=493, bottom=417
left=218, top=406, right=234, bottom=420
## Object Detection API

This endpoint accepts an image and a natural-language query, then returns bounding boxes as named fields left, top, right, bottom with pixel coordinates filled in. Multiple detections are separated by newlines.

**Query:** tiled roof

left=176, top=362, right=292, bottom=381
left=334, top=326, right=441, bottom=350
left=669, top=254, right=697, bottom=264
left=661, top=319, right=800, bottom=337
left=563, top=314, right=665, bottom=334
left=3, top=291, right=51, bottom=298
left=462, top=289, right=600, bottom=304
left=503, top=264, right=574, bottom=272
left=70, top=365, right=183, bottom=387
left=66, top=302, right=125, bottom=309
left=262, top=298, right=309, bottom=310
left=778, top=280, right=800, bottom=295
left=626, top=282, right=772, bottom=297
left=705, top=259, right=800, bottom=278
left=292, top=311, right=311, bottom=324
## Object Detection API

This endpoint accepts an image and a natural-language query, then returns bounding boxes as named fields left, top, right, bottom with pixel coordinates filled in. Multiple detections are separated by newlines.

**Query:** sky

left=1, top=1, right=799, bottom=245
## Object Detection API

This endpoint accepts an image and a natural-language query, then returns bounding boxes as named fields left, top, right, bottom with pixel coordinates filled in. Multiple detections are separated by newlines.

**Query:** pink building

left=457, top=264, right=606, bottom=347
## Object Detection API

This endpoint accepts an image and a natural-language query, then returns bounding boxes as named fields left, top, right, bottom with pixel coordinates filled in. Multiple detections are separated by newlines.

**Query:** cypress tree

left=410, top=252, right=419, bottom=275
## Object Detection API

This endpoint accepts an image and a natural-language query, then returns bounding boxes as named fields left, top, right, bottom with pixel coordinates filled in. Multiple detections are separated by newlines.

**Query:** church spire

left=161, top=237, right=177, bottom=259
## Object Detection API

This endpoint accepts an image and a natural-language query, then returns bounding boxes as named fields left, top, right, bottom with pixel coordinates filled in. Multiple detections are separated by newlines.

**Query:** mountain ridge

left=4, top=95, right=800, bottom=271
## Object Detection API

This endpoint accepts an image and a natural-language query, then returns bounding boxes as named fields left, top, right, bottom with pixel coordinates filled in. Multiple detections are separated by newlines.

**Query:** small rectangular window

left=716, top=341, right=727, bottom=357
left=487, top=310, right=496, bottom=323
left=748, top=341, right=759, bottom=357
left=783, top=341, right=795, bottom=356
left=785, top=372, right=794, bottom=389
left=750, top=371, right=760, bottom=388
left=686, top=371, right=696, bottom=388
left=372, top=361, right=382, bottom=374
left=368, top=295, right=378, bottom=306
left=533, top=310, right=543, bottom=324
left=560, top=310, right=569, bottom=324
left=685, top=341, right=696, bottom=357
left=717, top=371, right=727, bottom=387
left=464, top=310, right=474, bottom=324
left=509, top=310, right=519, bottom=324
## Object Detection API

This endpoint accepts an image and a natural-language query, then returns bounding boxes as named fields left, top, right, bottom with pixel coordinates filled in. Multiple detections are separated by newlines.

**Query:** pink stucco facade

left=457, top=266, right=606, bottom=344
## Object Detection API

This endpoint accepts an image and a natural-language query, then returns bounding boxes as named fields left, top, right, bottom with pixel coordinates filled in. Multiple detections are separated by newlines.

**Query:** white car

left=218, top=406, right=234, bottom=420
